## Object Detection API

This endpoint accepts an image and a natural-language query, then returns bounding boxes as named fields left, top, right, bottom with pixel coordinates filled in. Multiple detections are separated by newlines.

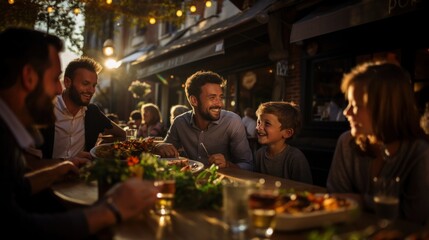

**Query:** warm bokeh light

left=205, top=0, right=212, bottom=8
left=106, top=0, right=112, bottom=4
left=73, top=7, right=81, bottom=15
left=170, top=75, right=174, bottom=79
left=269, top=69, right=273, bottom=74
left=105, top=58, right=120, bottom=69
left=103, top=39, right=115, bottom=56
left=47, top=6, right=54, bottom=13
left=190, top=5, right=196, bottom=13
left=176, top=10, right=183, bottom=17
left=8, top=0, right=14, bottom=4
left=103, top=47, right=114, bottom=56
left=149, top=17, right=156, bottom=24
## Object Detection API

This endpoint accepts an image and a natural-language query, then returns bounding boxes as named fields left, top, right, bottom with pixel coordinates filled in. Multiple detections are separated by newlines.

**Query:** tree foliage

left=1, top=0, right=187, bottom=53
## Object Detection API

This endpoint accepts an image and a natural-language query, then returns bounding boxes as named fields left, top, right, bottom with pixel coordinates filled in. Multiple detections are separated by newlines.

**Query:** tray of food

left=275, top=192, right=359, bottom=231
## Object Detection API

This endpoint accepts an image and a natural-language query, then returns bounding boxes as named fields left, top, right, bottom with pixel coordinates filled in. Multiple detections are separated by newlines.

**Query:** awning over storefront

left=290, top=0, right=423, bottom=43
left=135, top=40, right=224, bottom=79
left=118, top=45, right=155, bottom=65
left=133, top=0, right=277, bottom=79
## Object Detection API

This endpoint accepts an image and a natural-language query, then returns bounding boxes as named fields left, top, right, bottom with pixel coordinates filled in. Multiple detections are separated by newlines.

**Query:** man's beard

left=25, top=79, right=56, bottom=127
left=196, top=104, right=221, bottom=121
left=69, top=84, right=89, bottom=106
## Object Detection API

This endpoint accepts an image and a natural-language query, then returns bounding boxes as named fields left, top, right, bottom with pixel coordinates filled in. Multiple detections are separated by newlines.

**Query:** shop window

left=310, top=57, right=352, bottom=122
left=309, top=50, right=401, bottom=123
left=159, top=21, right=178, bottom=38
left=238, top=67, right=274, bottom=116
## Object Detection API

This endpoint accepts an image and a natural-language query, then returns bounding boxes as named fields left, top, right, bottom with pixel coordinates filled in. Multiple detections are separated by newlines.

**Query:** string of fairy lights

left=6, top=0, right=215, bottom=25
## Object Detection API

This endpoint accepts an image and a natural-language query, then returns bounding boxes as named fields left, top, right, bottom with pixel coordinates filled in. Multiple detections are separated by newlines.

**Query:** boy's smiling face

left=256, top=113, right=289, bottom=145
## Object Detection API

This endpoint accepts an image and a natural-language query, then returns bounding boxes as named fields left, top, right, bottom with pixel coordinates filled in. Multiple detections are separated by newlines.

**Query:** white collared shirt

left=0, top=99, right=35, bottom=149
left=52, top=95, right=87, bottom=159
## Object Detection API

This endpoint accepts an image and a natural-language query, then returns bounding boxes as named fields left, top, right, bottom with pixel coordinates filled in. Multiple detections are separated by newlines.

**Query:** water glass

left=222, top=179, right=252, bottom=234
left=248, top=179, right=281, bottom=239
left=373, top=177, right=400, bottom=226
left=125, top=128, right=137, bottom=140
left=154, top=169, right=176, bottom=215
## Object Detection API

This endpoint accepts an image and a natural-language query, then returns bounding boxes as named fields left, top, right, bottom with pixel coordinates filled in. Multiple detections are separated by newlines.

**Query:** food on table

left=276, top=192, right=352, bottom=214
left=166, top=158, right=189, bottom=170
left=94, top=138, right=154, bottom=159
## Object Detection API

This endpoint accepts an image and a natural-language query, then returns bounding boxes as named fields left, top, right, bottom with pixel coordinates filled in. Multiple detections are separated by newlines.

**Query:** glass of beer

left=248, top=179, right=281, bottom=239
left=154, top=168, right=176, bottom=215
left=373, top=177, right=400, bottom=227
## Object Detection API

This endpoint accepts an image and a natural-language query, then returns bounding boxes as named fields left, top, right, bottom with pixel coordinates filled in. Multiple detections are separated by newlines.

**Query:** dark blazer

left=0, top=117, right=89, bottom=238
left=40, top=103, right=112, bottom=158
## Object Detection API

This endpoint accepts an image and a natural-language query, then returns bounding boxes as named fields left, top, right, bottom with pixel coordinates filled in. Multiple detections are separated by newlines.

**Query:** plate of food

left=159, top=157, right=204, bottom=173
left=90, top=138, right=155, bottom=160
left=275, top=193, right=359, bottom=231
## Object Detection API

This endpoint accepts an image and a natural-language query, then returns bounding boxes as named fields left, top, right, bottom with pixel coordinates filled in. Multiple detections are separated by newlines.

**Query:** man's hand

left=70, top=151, right=92, bottom=168
left=152, top=143, right=179, bottom=157
left=208, top=153, right=234, bottom=168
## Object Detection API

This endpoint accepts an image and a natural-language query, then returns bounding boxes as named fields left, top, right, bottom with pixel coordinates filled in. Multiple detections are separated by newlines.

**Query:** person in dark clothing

left=0, top=27, right=157, bottom=239
left=327, top=61, right=429, bottom=225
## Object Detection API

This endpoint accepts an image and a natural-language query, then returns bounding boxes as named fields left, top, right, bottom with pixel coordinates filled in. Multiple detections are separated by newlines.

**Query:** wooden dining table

left=52, top=167, right=424, bottom=240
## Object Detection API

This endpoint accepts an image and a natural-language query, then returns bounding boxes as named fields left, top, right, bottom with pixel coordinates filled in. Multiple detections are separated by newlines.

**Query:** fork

left=200, top=143, right=210, bottom=157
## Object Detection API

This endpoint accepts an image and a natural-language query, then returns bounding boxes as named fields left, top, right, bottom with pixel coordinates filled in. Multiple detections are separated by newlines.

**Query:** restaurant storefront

left=129, top=0, right=278, bottom=123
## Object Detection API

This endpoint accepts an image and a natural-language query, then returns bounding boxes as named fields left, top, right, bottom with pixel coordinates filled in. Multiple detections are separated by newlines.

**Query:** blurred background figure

left=128, top=109, right=142, bottom=129
left=242, top=107, right=257, bottom=137
left=137, top=103, right=166, bottom=138
left=106, top=113, right=119, bottom=124
left=170, top=104, right=189, bottom=125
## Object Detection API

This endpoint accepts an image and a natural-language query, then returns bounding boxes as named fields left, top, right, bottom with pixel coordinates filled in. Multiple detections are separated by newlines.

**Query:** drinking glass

left=222, top=179, right=253, bottom=234
left=248, top=179, right=281, bottom=240
left=373, top=177, right=400, bottom=227
left=126, top=128, right=137, bottom=140
left=154, top=169, right=176, bottom=215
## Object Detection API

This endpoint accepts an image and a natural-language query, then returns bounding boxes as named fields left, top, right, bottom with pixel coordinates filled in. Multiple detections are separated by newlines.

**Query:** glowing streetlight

left=103, top=39, right=115, bottom=57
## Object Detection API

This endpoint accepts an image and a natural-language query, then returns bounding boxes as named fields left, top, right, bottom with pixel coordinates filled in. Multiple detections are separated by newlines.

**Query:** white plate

left=275, top=194, right=359, bottom=231
left=159, top=157, right=204, bottom=173
left=90, top=143, right=113, bottom=159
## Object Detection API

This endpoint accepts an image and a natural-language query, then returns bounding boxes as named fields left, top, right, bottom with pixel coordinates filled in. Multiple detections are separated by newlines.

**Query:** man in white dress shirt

left=38, top=57, right=125, bottom=160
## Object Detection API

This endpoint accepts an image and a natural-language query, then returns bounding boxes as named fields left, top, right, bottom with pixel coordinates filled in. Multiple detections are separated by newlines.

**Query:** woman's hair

left=341, top=61, right=424, bottom=148
left=141, top=103, right=162, bottom=125
left=170, top=105, right=189, bottom=119
left=256, top=101, right=302, bottom=137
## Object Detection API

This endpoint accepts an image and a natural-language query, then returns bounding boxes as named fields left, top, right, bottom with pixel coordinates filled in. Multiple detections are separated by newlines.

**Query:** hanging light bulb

left=106, top=0, right=112, bottom=4
left=8, top=0, right=14, bottom=4
left=149, top=17, right=156, bottom=24
left=176, top=9, right=183, bottom=17
left=47, top=6, right=54, bottom=13
left=205, top=0, right=212, bottom=8
left=73, top=7, right=81, bottom=16
left=190, top=5, right=197, bottom=13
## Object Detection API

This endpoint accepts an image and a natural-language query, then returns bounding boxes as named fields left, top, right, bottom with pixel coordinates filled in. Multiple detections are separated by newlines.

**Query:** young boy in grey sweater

left=254, top=101, right=312, bottom=184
